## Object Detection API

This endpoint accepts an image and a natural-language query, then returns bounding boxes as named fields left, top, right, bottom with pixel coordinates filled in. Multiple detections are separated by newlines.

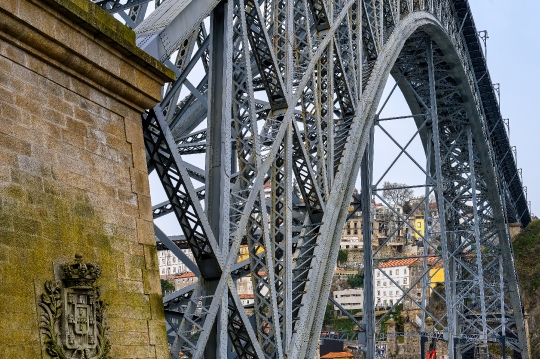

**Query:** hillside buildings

left=333, top=288, right=364, bottom=315
left=374, top=257, right=444, bottom=309
left=156, top=191, right=442, bottom=315
left=339, top=192, right=439, bottom=252
left=157, top=245, right=195, bottom=277
left=375, top=259, right=412, bottom=308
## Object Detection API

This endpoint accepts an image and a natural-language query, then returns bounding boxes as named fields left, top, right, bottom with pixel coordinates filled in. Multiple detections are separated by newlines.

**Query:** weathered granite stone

left=0, top=0, right=174, bottom=357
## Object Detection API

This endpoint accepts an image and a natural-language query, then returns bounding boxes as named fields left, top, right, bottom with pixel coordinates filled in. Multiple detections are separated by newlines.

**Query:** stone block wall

left=0, top=0, right=174, bottom=357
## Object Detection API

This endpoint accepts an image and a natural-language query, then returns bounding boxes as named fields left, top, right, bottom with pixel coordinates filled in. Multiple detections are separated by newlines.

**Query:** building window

left=417, top=222, right=421, bottom=228
left=383, top=282, right=386, bottom=287
left=383, top=292, right=386, bottom=296
left=377, top=272, right=380, bottom=277
left=403, top=278, right=407, bottom=284
left=377, top=291, right=380, bottom=296
left=377, top=281, right=380, bottom=286
left=396, top=269, right=399, bottom=275
left=404, top=269, right=407, bottom=275
left=389, top=270, right=392, bottom=275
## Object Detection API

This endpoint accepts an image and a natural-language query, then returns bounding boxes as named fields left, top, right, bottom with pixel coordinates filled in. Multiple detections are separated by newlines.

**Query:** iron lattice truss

left=94, top=0, right=531, bottom=358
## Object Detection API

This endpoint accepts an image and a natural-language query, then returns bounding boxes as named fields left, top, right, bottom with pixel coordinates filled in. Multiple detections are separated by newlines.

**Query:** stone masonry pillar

left=0, top=0, right=175, bottom=358
left=386, top=316, right=397, bottom=358
left=509, top=223, right=521, bottom=242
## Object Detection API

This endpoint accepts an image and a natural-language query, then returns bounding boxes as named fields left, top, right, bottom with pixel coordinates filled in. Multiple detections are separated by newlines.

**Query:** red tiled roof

left=176, top=272, right=197, bottom=279
left=378, top=258, right=418, bottom=268
left=320, top=352, right=354, bottom=358
left=377, top=257, right=438, bottom=269
left=239, top=294, right=254, bottom=299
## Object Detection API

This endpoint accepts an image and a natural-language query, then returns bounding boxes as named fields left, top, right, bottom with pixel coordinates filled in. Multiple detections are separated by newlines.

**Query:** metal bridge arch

left=314, top=15, right=528, bottom=359
left=93, top=0, right=531, bottom=358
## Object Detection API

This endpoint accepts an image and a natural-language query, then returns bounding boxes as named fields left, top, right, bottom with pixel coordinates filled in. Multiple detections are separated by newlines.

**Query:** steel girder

left=98, top=0, right=531, bottom=357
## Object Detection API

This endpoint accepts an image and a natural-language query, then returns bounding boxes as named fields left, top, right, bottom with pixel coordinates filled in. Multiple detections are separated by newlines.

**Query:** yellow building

left=238, top=245, right=264, bottom=262
left=414, top=216, right=425, bottom=236
left=429, top=263, right=444, bottom=289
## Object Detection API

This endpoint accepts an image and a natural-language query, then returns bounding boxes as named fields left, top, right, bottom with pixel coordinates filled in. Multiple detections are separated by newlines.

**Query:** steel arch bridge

left=94, top=0, right=532, bottom=358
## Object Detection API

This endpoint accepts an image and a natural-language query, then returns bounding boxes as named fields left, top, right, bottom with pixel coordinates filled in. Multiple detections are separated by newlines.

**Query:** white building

left=172, top=271, right=198, bottom=290
left=157, top=248, right=195, bottom=277
left=239, top=294, right=255, bottom=306
left=339, top=237, right=363, bottom=250
left=374, top=258, right=414, bottom=308
left=333, top=288, right=364, bottom=315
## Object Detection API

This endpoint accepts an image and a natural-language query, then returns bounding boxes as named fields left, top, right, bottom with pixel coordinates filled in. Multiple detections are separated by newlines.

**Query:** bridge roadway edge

left=0, top=0, right=173, bottom=358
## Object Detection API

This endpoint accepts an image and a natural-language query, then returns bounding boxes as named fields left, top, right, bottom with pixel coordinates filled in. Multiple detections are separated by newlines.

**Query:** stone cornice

left=0, top=0, right=175, bottom=111
left=39, top=0, right=175, bottom=80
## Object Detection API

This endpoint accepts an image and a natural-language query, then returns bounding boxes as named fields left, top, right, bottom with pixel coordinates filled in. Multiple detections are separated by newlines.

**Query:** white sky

left=150, top=0, right=540, bottom=236
left=468, top=0, right=540, bottom=217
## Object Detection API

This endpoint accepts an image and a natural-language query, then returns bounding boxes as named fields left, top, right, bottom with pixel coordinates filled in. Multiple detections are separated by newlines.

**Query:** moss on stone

left=513, top=220, right=540, bottom=294
left=39, top=0, right=175, bottom=81
left=512, top=220, right=540, bottom=357
left=0, top=179, right=164, bottom=354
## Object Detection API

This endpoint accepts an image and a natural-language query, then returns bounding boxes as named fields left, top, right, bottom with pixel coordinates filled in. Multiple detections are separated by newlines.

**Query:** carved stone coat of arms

left=39, top=254, right=110, bottom=359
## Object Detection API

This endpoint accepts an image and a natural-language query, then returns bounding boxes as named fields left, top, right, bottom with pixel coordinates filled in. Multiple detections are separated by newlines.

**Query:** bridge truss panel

left=93, top=0, right=531, bottom=357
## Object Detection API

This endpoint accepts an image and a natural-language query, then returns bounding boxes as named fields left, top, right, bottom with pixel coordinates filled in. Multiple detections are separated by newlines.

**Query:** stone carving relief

left=39, top=254, right=111, bottom=359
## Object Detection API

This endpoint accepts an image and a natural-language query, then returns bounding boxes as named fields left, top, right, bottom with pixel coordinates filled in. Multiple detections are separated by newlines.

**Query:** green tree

left=323, top=302, right=335, bottom=326
left=161, top=279, right=175, bottom=294
left=337, top=249, right=348, bottom=264
left=347, top=273, right=364, bottom=288
left=403, top=200, right=412, bottom=214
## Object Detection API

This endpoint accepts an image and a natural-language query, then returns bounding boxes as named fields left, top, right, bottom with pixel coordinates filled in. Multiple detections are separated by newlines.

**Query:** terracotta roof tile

left=377, top=257, right=438, bottom=269
left=320, top=352, right=355, bottom=358
left=176, top=272, right=197, bottom=279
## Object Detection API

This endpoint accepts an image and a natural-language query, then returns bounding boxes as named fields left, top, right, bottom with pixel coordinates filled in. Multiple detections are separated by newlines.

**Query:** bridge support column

left=0, top=1, right=174, bottom=357
left=426, top=37, right=455, bottom=359
left=361, top=123, right=375, bottom=359
left=203, top=2, right=230, bottom=358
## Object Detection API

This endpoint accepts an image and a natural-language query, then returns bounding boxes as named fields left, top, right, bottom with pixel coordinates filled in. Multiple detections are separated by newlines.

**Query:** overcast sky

left=151, top=1, right=540, bottom=236
left=359, top=1, right=540, bottom=218
left=469, top=0, right=540, bottom=218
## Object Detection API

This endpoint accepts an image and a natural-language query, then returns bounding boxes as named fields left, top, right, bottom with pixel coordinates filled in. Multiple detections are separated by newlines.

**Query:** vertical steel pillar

left=500, top=257, right=507, bottom=358
left=205, top=2, right=230, bottom=357
left=468, top=126, right=488, bottom=347
left=420, top=131, right=433, bottom=359
left=426, top=37, right=455, bottom=358
left=283, top=0, right=294, bottom=352
left=421, top=336, right=428, bottom=359
left=361, top=124, right=375, bottom=359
